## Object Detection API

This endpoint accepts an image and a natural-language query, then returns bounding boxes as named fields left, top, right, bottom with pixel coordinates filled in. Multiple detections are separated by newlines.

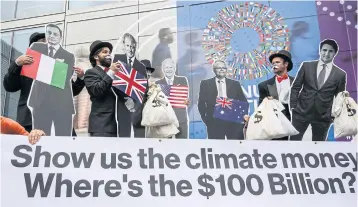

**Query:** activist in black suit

left=198, top=60, right=248, bottom=140
left=3, top=29, right=85, bottom=135
left=112, top=33, right=148, bottom=138
left=258, top=50, right=294, bottom=141
left=3, top=32, right=46, bottom=133
left=155, top=58, right=189, bottom=139
left=290, top=39, right=347, bottom=141
left=84, top=40, right=128, bottom=137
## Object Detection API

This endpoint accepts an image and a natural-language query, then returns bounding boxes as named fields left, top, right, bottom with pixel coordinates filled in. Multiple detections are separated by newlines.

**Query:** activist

left=84, top=40, right=131, bottom=137
left=2, top=32, right=45, bottom=133
left=290, top=39, right=347, bottom=141
left=257, top=50, right=295, bottom=140
left=0, top=116, right=45, bottom=144
left=3, top=30, right=86, bottom=136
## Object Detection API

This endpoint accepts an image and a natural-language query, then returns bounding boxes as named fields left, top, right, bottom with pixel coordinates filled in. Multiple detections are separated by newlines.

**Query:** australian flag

left=112, top=61, right=147, bottom=103
left=213, top=97, right=249, bottom=123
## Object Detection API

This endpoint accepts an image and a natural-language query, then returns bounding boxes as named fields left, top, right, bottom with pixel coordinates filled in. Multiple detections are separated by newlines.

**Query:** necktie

left=318, top=64, right=327, bottom=89
left=128, top=58, right=132, bottom=69
left=104, top=67, right=110, bottom=73
left=276, top=74, right=288, bottom=83
left=49, top=46, right=54, bottom=57
left=218, top=80, right=223, bottom=97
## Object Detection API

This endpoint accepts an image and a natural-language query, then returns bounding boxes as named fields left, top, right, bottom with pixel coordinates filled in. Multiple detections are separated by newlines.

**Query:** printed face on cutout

left=272, top=57, right=288, bottom=75
left=213, top=61, right=227, bottom=79
left=320, top=44, right=336, bottom=64
left=124, top=37, right=136, bottom=59
left=162, top=59, right=176, bottom=79
left=95, top=47, right=112, bottom=68
left=46, top=26, right=61, bottom=46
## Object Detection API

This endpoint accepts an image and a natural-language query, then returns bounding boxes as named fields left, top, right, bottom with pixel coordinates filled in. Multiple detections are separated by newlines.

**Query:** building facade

left=1, top=0, right=357, bottom=140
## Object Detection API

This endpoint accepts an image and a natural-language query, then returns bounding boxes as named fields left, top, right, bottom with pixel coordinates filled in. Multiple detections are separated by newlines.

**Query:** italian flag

left=21, top=48, right=68, bottom=89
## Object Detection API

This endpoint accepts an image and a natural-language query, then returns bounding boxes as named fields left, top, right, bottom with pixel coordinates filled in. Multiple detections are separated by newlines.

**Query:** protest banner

left=1, top=135, right=357, bottom=207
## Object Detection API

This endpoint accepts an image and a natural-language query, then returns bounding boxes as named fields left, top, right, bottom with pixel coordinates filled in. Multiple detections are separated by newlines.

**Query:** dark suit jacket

left=84, top=66, right=126, bottom=133
left=258, top=75, right=294, bottom=118
left=198, top=77, right=248, bottom=124
left=156, top=76, right=189, bottom=123
left=290, top=60, right=346, bottom=121
left=113, top=54, right=147, bottom=77
left=3, top=46, right=84, bottom=128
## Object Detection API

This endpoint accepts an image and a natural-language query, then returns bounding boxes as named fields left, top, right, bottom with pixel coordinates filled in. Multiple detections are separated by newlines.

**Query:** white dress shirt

left=275, top=77, right=290, bottom=104
left=316, top=60, right=333, bottom=84
left=216, top=77, right=227, bottom=98
left=48, top=44, right=60, bottom=57
left=98, top=65, right=116, bottom=80
left=165, top=77, right=174, bottom=85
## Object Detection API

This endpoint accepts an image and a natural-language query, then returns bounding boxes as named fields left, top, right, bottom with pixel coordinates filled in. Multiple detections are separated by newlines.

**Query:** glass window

left=1, top=32, right=12, bottom=116
left=1, top=1, right=16, bottom=21
left=12, top=27, right=44, bottom=58
left=68, top=1, right=113, bottom=11
left=15, top=1, right=65, bottom=19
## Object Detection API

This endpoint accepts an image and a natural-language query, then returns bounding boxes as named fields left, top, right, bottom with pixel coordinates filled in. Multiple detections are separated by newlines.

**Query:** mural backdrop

left=176, top=0, right=357, bottom=141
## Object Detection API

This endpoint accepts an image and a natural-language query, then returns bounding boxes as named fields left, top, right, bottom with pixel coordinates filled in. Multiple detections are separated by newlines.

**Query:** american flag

left=159, top=84, right=189, bottom=108
left=112, top=61, right=147, bottom=103
left=213, top=97, right=249, bottom=123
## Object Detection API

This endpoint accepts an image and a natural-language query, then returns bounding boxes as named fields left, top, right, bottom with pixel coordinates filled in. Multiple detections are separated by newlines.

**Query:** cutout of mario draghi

left=22, top=24, right=85, bottom=136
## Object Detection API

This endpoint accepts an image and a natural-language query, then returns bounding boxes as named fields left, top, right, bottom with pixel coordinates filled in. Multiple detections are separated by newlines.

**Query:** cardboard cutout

left=25, top=24, right=76, bottom=136
left=197, top=60, right=249, bottom=140
left=289, top=38, right=348, bottom=142
left=155, top=58, right=190, bottom=139
left=112, top=33, right=151, bottom=138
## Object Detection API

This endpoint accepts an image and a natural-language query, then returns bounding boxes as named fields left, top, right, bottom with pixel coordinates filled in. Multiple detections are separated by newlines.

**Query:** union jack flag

left=112, top=61, right=147, bottom=103
left=159, top=84, right=189, bottom=109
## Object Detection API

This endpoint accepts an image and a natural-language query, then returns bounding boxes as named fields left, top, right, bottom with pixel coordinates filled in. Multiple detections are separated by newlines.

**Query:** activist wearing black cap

left=89, top=40, right=113, bottom=68
left=3, top=32, right=46, bottom=133
left=84, top=40, right=128, bottom=138
left=256, top=50, right=295, bottom=141
left=269, top=50, right=293, bottom=72
left=29, top=32, right=46, bottom=46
